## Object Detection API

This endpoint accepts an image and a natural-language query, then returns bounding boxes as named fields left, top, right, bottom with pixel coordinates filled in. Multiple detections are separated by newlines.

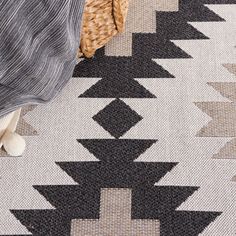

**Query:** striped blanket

left=0, top=0, right=85, bottom=117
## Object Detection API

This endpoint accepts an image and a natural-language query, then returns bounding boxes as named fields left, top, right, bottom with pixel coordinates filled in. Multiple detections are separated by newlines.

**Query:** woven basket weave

left=78, top=0, right=129, bottom=58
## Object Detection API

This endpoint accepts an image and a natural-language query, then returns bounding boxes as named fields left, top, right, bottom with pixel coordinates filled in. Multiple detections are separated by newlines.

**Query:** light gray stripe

left=0, top=0, right=85, bottom=117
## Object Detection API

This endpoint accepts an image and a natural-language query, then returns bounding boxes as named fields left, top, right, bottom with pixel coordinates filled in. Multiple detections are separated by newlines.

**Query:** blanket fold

left=0, top=0, right=85, bottom=117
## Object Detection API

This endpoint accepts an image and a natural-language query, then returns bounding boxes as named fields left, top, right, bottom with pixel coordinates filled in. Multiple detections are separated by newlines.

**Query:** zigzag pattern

left=73, top=0, right=233, bottom=98
left=196, top=64, right=236, bottom=182
left=8, top=0, right=236, bottom=235
left=105, top=0, right=179, bottom=57
left=11, top=140, right=220, bottom=236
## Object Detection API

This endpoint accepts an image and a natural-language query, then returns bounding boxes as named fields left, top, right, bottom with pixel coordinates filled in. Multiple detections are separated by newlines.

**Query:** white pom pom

left=2, top=132, right=26, bottom=156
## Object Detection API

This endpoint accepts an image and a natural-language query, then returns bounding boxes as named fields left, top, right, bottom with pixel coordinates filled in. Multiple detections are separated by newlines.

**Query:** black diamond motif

left=93, top=99, right=143, bottom=138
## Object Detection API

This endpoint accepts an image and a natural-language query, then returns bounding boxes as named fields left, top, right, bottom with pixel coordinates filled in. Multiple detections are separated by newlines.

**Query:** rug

left=1, top=0, right=236, bottom=235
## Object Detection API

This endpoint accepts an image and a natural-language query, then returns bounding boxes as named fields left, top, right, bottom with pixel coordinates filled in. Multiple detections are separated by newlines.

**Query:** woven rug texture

left=0, top=0, right=236, bottom=235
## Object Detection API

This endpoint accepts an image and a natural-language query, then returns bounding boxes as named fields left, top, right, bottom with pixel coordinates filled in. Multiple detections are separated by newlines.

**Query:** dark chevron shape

left=134, top=0, right=231, bottom=58
left=8, top=162, right=174, bottom=235
left=10, top=154, right=221, bottom=235
left=159, top=211, right=220, bottom=236
left=80, top=76, right=156, bottom=98
left=10, top=162, right=177, bottom=235
left=92, top=99, right=143, bottom=138
left=162, top=3, right=223, bottom=24
left=133, top=34, right=193, bottom=59
left=11, top=186, right=101, bottom=235
left=77, top=139, right=157, bottom=161
left=11, top=209, right=73, bottom=236
left=74, top=49, right=174, bottom=98
left=57, top=161, right=177, bottom=188
left=73, top=0, right=233, bottom=99
left=132, top=186, right=221, bottom=235
left=34, top=185, right=100, bottom=213
left=133, top=186, right=200, bottom=214
left=41, top=133, right=221, bottom=236
left=75, top=50, right=174, bottom=79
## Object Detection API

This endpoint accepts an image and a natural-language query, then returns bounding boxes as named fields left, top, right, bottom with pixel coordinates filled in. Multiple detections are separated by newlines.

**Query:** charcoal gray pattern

left=0, top=0, right=85, bottom=118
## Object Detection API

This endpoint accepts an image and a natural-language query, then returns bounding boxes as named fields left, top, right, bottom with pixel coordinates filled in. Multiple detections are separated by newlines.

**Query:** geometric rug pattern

left=1, top=0, right=236, bottom=235
left=195, top=65, right=236, bottom=181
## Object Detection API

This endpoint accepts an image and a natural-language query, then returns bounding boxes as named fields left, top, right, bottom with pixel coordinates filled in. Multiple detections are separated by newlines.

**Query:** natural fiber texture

left=79, top=0, right=129, bottom=58
left=1, top=1, right=236, bottom=236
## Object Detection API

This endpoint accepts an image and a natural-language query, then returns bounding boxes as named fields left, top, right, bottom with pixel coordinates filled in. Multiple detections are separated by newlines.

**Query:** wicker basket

left=78, top=0, right=129, bottom=58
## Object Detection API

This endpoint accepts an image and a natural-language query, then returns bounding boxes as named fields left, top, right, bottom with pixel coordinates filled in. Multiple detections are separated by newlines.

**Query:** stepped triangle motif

left=74, top=49, right=169, bottom=98
left=195, top=64, right=236, bottom=181
left=77, top=139, right=156, bottom=161
left=70, top=188, right=160, bottom=236
left=7, top=0, right=235, bottom=235
left=105, top=0, right=179, bottom=57
left=195, top=83, right=236, bottom=138
left=11, top=139, right=220, bottom=235
left=134, top=0, right=236, bottom=60
left=73, top=0, right=233, bottom=98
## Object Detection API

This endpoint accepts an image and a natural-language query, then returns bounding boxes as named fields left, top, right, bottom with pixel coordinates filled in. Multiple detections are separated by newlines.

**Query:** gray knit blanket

left=0, top=0, right=85, bottom=118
